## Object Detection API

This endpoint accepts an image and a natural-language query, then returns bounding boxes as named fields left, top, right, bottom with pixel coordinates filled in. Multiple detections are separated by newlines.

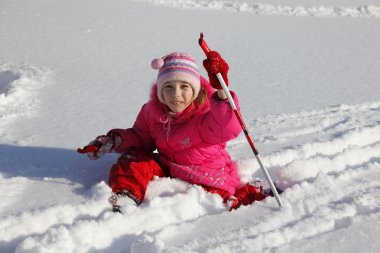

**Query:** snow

left=143, top=0, right=380, bottom=17
left=0, top=0, right=379, bottom=252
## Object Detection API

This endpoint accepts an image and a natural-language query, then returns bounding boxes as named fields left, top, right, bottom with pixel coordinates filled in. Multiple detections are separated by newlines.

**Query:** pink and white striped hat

left=151, top=52, right=201, bottom=103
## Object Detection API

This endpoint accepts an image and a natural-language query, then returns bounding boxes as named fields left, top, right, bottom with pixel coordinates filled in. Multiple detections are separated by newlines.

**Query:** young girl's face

left=162, top=81, right=194, bottom=113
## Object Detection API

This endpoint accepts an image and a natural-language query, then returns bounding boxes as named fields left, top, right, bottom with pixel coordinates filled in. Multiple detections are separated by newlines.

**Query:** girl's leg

left=108, top=147, right=166, bottom=204
left=202, top=185, right=231, bottom=202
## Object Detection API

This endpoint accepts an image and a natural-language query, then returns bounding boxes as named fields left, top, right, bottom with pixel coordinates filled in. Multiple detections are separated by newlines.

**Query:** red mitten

left=83, top=134, right=121, bottom=160
left=229, top=183, right=267, bottom=210
left=203, top=51, right=229, bottom=89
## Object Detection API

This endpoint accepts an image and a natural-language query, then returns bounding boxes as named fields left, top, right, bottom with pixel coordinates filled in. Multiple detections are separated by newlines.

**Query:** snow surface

left=0, top=0, right=379, bottom=252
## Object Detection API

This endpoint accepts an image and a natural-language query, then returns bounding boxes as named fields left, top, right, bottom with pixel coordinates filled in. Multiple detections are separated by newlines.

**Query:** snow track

left=136, top=164, right=380, bottom=253
left=0, top=63, right=51, bottom=143
left=2, top=100, right=378, bottom=253
left=138, top=0, right=380, bottom=18
left=11, top=182, right=226, bottom=253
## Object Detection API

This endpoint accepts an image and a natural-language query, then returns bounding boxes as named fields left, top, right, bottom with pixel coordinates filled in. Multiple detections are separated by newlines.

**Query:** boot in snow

left=108, top=191, right=138, bottom=213
left=250, top=178, right=283, bottom=197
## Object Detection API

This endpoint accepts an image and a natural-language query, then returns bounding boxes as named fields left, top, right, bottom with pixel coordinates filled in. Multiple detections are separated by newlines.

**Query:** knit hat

left=151, top=52, right=201, bottom=104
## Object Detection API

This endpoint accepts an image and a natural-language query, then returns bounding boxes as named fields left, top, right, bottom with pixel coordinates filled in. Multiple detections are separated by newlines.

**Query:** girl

left=83, top=51, right=268, bottom=212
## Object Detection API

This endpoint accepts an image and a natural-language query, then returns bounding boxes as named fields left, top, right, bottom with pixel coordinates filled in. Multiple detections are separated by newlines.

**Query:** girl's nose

left=173, top=87, right=181, bottom=96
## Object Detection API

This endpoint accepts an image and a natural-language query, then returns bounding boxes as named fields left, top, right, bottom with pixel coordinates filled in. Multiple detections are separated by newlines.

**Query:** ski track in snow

left=1, top=100, right=378, bottom=253
left=0, top=63, right=51, bottom=144
left=135, top=165, right=380, bottom=253
left=136, top=0, right=380, bottom=18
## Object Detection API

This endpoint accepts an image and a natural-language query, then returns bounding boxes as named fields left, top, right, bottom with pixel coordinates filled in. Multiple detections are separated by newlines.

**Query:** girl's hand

left=203, top=51, right=229, bottom=90
left=84, top=135, right=118, bottom=160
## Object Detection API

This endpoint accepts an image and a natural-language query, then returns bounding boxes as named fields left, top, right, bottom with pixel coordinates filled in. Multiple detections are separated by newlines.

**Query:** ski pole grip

left=199, top=33, right=211, bottom=55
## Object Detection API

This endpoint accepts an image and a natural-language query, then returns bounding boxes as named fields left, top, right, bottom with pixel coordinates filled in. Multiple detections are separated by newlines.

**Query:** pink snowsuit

left=108, top=77, right=242, bottom=202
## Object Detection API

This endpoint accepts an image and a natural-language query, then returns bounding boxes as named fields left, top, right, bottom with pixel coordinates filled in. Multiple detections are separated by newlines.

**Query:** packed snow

left=0, top=0, right=379, bottom=252
left=143, top=0, right=380, bottom=17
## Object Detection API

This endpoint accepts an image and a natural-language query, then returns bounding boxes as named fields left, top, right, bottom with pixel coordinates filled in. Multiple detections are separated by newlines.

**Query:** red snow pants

left=108, top=147, right=167, bottom=204
left=108, top=147, right=231, bottom=204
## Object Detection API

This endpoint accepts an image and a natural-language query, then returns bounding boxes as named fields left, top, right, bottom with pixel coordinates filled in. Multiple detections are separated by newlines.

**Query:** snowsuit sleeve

left=199, top=91, right=242, bottom=144
left=107, top=104, right=156, bottom=153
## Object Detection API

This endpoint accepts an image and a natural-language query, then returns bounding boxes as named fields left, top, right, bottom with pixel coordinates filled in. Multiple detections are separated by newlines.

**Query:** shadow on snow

left=0, top=144, right=118, bottom=188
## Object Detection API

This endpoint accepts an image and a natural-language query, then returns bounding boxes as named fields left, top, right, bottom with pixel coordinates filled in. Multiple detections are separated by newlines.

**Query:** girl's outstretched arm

left=198, top=91, right=242, bottom=144
left=107, top=104, right=156, bottom=153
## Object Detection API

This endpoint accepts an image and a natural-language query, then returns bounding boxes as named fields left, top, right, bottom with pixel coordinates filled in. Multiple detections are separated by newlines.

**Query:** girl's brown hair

left=194, top=86, right=207, bottom=106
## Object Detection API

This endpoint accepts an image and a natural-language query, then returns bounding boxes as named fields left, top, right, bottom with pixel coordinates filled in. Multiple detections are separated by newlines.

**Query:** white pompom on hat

left=151, top=52, right=201, bottom=104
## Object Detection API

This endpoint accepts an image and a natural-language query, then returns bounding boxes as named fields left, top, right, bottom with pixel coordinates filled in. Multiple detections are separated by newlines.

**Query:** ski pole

left=198, top=33, right=283, bottom=207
